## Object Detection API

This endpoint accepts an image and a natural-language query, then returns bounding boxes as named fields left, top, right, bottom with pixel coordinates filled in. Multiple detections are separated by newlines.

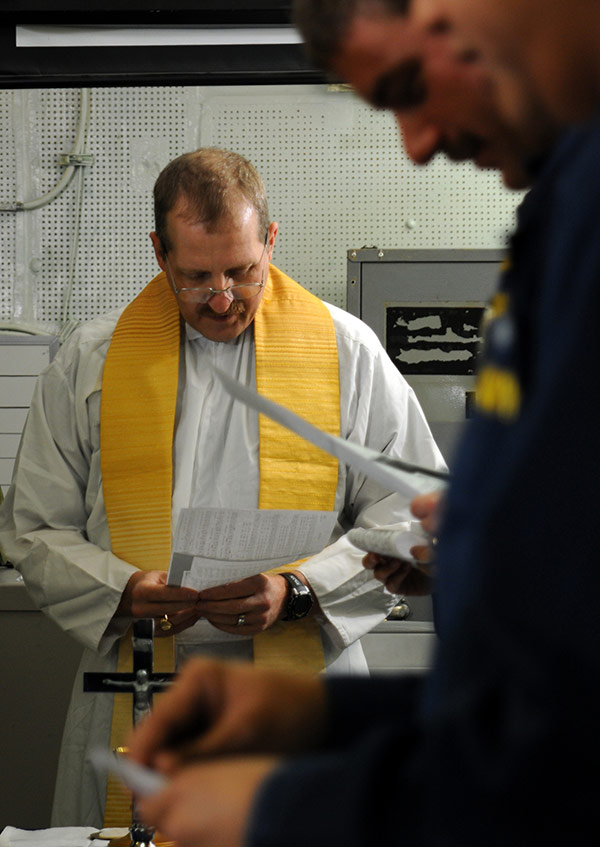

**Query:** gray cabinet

left=0, top=570, right=82, bottom=830
left=0, top=336, right=59, bottom=495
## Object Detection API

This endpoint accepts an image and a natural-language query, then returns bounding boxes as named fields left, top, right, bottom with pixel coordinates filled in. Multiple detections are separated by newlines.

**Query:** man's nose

left=396, top=113, right=441, bottom=164
left=206, top=287, right=234, bottom=312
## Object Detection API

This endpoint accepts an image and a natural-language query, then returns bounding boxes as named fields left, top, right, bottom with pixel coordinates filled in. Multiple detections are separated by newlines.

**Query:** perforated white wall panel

left=0, top=84, right=522, bottom=330
left=0, top=92, right=18, bottom=323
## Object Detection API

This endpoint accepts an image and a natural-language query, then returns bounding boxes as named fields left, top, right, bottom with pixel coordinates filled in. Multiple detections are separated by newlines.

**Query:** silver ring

left=236, top=613, right=246, bottom=627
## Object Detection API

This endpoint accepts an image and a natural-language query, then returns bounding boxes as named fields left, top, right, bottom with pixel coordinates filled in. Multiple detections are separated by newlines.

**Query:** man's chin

left=445, top=134, right=485, bottom=164
left=500, top=163, right=531, bottom=191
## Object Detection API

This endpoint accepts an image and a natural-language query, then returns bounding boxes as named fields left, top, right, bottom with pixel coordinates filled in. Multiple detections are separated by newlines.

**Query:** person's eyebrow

left=226, top=260, right=259, bottom=275
left=369, top=57, right=427, bottom=111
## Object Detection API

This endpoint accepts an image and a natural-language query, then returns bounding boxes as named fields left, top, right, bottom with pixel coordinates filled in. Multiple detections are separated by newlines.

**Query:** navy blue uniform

left=248, top=117, right=600, bottom=846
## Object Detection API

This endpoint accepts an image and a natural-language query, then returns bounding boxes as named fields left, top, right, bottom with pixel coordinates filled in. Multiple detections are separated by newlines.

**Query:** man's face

left=331, top=12, right=547, bottom=189
left=151, top=202, right=277, bottom=342
left=411, top=0, right=599, bottom=123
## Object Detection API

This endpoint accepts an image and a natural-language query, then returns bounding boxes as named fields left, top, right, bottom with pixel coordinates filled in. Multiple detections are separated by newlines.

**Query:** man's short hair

left=294, top=0, right=409, bottom=71
left=154, top=148, right=270, bottom=253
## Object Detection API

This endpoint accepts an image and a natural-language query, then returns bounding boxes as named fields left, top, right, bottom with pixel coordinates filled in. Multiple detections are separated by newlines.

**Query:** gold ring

left=159, top=614, right=173, bottom=632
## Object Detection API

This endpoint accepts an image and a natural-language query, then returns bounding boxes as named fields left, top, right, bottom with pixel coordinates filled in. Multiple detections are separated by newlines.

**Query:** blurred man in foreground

left=126, top=2, right=600, bottom=845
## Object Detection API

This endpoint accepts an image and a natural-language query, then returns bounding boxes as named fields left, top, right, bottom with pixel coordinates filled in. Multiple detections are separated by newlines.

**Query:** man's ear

left=150, top=231, right=167, bottom=272
left=267, top=221, right=279, bottom=261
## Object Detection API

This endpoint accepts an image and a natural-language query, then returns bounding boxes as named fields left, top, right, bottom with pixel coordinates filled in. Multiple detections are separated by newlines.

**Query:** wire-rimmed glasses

left=166, top=231, right=268, bottom=304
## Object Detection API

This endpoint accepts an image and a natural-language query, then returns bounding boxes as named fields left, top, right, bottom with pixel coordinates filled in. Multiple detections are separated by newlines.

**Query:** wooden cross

left=84, top=618, right=175, bottom=725
left=83, top=619, right=176, bottom=846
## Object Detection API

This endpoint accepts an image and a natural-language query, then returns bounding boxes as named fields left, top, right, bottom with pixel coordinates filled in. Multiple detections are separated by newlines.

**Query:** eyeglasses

left=166, top=232, right=268, bottom=304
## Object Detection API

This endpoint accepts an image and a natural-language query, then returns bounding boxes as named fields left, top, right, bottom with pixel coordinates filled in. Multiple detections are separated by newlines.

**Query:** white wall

left=0, top=84, right=523, bottom=334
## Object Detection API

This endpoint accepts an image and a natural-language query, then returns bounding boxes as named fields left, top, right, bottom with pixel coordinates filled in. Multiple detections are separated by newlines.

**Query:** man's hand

left=116, top=570, right=201, bottom=635
left=362, top=491, right=443, bottom=595
left=411, top=490, right=443, bottom=537
left=136, top=757, right=277, bottom=847
left=194, top=572, right=291, bottom=635
left=362, top=552, right=433, bottom=595
left=127, top=657, right=327, bottom=769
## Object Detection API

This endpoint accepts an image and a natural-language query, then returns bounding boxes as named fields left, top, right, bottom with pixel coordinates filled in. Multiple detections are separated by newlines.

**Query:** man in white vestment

left=0, top=148, right=445, bottom=827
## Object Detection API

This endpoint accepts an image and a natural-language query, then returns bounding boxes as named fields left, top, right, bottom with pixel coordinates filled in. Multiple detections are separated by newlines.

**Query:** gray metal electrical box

left=347, top=248, right=504, bottom=465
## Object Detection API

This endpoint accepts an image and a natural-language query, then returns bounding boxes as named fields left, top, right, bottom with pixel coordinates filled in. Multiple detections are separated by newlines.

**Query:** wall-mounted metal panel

left=347, top=249, right=504, bottom=465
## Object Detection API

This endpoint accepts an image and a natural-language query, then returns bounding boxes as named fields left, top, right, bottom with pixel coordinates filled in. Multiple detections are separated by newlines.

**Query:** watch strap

left=280, top=571, right=313, bottom=620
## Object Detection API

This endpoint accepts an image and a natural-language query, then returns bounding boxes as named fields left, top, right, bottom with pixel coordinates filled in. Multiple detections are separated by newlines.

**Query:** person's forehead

left=410, top=0, right=489, bottom=24
left=335, top=9, right=491, bottom=115
left=167, top=202, right=260, bottom=241
left=411, top=0, right=532, bottom=54
left=346, top=10, right=420, bottom=49
left=333, top=12, right=428, bottom=95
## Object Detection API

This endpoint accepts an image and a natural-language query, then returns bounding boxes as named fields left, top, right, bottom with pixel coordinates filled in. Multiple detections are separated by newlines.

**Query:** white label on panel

left=16, top=26, right=302, bottom=48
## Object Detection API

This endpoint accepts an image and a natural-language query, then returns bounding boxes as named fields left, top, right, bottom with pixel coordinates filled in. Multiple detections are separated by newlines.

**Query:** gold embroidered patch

left=475, top=364, right=521, bottom=421
left=480, top=291, right=510, bottom=335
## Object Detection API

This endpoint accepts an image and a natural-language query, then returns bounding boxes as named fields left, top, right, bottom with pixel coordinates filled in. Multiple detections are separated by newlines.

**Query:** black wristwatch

left=280, top=572, right=313, bottom=620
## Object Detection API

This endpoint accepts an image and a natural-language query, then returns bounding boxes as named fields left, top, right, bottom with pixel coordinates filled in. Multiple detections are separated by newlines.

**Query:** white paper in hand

left=347, top=526, right=429, bottom=561
left=212, top=367, right=448, bottom=501
left=90, top=749, right=167, bottom=798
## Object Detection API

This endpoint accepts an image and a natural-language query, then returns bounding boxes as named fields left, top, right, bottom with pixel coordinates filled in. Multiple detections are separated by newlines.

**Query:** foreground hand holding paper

left=347, top=525, right=430, bottom=561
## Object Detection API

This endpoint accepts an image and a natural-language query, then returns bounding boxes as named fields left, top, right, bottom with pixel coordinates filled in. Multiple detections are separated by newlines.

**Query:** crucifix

left=84, top=619, right=176, bottom=847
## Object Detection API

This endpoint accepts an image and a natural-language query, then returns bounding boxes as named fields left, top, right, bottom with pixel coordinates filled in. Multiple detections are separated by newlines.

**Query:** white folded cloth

left=0, top=828, right=104, bottom=847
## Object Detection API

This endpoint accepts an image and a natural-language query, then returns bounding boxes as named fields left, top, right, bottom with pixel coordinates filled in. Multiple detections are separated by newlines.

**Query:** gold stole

left=100, top=275, right=180, bottom=827
left=99, top=266, right=339, bottom=825
left=253, top=266, right=340, bottom=670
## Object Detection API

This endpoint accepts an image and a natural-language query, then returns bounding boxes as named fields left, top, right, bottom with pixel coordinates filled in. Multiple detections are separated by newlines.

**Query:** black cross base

left=84, top=618, right=176, bottom=847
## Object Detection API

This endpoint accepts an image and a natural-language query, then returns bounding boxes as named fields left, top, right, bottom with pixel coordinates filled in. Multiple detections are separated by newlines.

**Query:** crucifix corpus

left=84, top=619, right=175, bottom=847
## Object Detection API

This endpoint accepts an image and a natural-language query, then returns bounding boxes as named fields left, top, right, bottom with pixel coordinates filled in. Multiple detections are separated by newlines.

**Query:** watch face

left=289, top=588, right=312, bottom=619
